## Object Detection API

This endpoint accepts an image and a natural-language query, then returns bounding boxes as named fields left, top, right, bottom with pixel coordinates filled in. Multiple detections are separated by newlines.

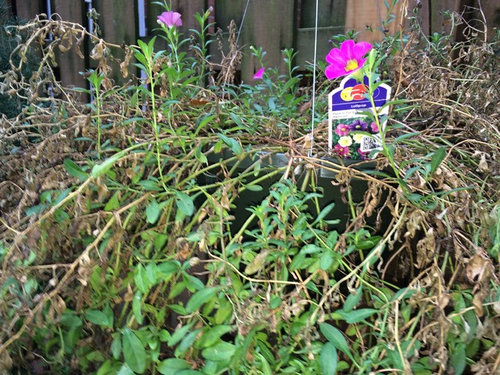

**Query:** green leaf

left=111, top=333, right=122, bottom=360
left=194, top=145, right=208, bottom=164
left=245, top=184, right=263, bottom=192
left=320, top=343, right=338, bottom=375
left=85, top=309, right=113, bottom=328
left=132, top=291, right=143, bottom=325
left=186, top=287, right=219, bottom=313
left=319, top=323, right=351, bottom=358
left=168, top=323, right=194, bottom=346
left=337, top=308, right=377, bottom=323
left=320, top=252, right=334, bottom=270
left=104, top=192, right=121, bottom=211
left=117, top=364, right=135, bottom=375
left=392, top=287, right=418, bottom=301
left=175, top=191, right=194, bottom=217
left=146, top=199, right=162, bottom=224
left=217, top=133, right=242, bottom=155
left=343, top=285, right=363, bottom=313
left=195, top=114, right=217, bottom=136
left=257, top=353, right=273, bottom=375
left=229, top=112, right=244, bottom=127
left=91, top=151, right=126, bottom=178
left=393, top=132, right=420, bottom=143
left=158, top=358, right=191, bottom=375
left=202, top=342, right=236, bottom=362
left=429, top=146, right=446, bottom=177
left=122, top=328, right=147, bottom=374
left=176, top=329, right=200, bottom=356
left=450, top=343, right=466, bottom=375
left=196, top=325, right=233, bottom=349
left=158, top=261, right=180, bottom=276
left=312, top=202, right=336, bottom=226
left=64, top=158, right=88, bottom=181
left=135, top=264, right=149, bottom=293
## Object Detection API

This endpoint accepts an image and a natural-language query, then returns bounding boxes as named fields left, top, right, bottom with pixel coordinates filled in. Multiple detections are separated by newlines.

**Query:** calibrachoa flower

left=334, top=123, right=350, bottom=136
left=358, top=148, right=369, bottom=160
left=349, top=119, right=368, bottom=131
left=334, top=144, right=350, bottom=157
left=338, top=136, right=353, bottom=147
left=157, top=11, right=182, bottom=28
left=253, top=68, right=265, bottom=80
left=370, top=121, right=379, bottom=132
left=353, top=133, right=365, bottom=143
left=325, top=40, right=372, bottom=80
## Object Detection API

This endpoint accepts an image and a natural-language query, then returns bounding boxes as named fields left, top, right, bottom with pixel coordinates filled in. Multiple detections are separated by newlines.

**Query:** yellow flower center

left=345, top=59, right=359, bottom=72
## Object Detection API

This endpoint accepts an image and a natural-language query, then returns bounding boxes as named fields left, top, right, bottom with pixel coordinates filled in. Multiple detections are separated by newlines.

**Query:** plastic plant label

left=328, top=76, right=391, bottom=160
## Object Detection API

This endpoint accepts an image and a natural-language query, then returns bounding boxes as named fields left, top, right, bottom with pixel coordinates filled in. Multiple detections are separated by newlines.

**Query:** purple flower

left=357, top=148, right=369, bottom=160
left=334, top=123, right=350, bottom=136
left=157, top=11, right=182, bottom=28
left=334, top=144, right=350, bottom=157
left=370, top=122, right=379, bottom=133
left=349, top=119, right=368, bottom=132
left=253, top=68, right=265, bottom=80
left=325, top=40, right=372, bottom=80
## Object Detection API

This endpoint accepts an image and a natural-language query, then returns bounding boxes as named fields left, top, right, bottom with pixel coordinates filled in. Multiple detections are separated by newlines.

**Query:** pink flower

left=370, top=122, right=379, bottom=133
left=334, top=144, right=350, bottom=157
left=253, top=68, right=265, bottom=80
left=325, top=40, right=372, bottom=80
left=157, top=11, right=182, bottom=28
left=334, top=123, right=350, bottom=136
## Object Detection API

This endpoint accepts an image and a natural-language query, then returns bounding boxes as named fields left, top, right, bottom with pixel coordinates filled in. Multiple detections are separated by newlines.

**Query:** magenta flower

left=370, top=122, right=379, bottom=133
left=325, top=40, right=372, bottom=80
left=253, top=68, right=265, bottom=80
left=157, top=11, right=182, bottom=28
left=334, top=123, right=350, bottom=136
left=334, top=144, right=350, bottom=157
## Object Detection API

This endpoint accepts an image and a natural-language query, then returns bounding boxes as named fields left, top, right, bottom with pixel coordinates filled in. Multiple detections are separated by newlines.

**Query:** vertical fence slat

left=296, top=0, right=347, bottom=67
left=240, top=0, right=294, bottom=82
left=430, top=0, right=461, bottom=35
left=345, top=0, right=405, bottom=42
left=482, top=0, right=500, bottom=40
left=214, top=0, right=294, bottom=82
left=52, top=0, right=86, bottom=89
left=94, top=0, right=137, bottom=84
left=14, top=0, right=42, bottom=19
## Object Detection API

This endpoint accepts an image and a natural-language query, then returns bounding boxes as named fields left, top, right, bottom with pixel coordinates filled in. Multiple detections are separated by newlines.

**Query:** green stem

left=147, top=61, right=169, bottom=193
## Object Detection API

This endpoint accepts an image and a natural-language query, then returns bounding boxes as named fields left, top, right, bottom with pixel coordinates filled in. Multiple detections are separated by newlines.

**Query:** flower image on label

left=338, top=136, right=353, bottom=147
left=334, top=123, right=350, bottom=136
left=353, top=133, right=365, bottom=143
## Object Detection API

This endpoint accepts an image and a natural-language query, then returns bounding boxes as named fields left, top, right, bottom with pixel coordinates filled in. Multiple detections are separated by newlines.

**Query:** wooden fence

left=5, top=0, right=500, bottom=85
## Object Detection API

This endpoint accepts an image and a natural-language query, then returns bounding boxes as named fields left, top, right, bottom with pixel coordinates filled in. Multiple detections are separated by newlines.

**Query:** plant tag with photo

left=328, top=76, right=391, bottom=160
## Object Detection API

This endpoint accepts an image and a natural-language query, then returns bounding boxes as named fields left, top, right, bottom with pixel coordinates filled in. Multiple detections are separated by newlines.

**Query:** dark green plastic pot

left=197, top=148, right=391, bottom=233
